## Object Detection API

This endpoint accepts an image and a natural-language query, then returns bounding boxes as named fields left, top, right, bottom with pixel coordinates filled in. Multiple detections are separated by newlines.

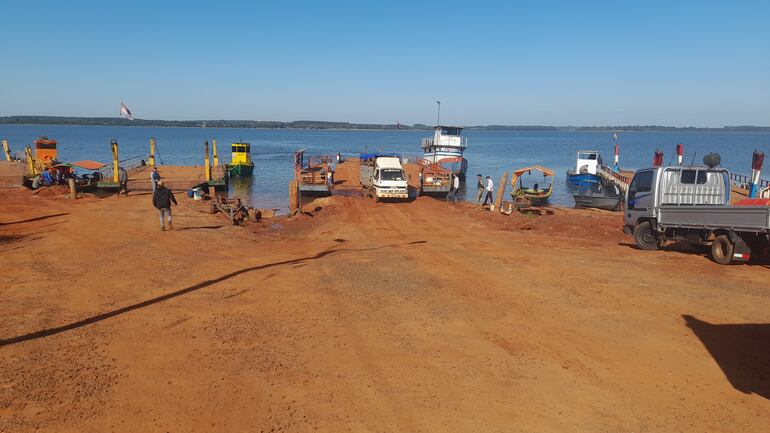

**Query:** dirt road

left=1, top=160, right=768, bottom=432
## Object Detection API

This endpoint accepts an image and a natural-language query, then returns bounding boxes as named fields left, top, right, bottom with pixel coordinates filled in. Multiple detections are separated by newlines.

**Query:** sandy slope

left=0, top=161, right=768, bottom=432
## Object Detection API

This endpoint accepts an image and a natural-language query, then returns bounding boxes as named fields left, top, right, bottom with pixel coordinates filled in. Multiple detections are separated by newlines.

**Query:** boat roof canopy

left=513, top=165, right=554, bottom=177
left=359, top=152, right=400, bottom=161
left=71, top=160, right=106, bottom=170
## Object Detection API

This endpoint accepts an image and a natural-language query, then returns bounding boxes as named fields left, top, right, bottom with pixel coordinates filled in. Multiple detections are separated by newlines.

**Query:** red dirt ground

left=1, top=159, right=768, bottom=433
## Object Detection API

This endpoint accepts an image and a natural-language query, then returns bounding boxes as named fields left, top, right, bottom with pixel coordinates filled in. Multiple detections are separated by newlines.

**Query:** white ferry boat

left=421, top=125, right=468, bottom=179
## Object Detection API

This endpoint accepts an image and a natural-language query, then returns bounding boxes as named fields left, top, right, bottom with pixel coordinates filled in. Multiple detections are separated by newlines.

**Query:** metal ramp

left=598, top=164, right=631, bottom=192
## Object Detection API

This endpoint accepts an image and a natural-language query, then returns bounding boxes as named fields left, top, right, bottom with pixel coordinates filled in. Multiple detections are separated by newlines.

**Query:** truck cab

left=360, top=154, right=409, bottom=201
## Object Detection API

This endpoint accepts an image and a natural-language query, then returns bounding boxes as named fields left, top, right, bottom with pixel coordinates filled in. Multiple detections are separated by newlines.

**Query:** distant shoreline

left=1, top=116, right=769, bottom=132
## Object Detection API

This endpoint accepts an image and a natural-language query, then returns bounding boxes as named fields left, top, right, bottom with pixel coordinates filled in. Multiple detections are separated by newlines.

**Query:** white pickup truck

left=360, top=154, right=409, bottom=202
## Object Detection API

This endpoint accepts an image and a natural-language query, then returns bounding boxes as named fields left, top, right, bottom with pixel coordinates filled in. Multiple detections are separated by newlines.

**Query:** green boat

left=227, top=141, right=255, bottom=177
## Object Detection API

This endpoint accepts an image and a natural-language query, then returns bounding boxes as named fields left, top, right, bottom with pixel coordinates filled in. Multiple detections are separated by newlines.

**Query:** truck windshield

left=381, top=169, right=405, bottom=181
left=629, top=171, right=653, bottom=193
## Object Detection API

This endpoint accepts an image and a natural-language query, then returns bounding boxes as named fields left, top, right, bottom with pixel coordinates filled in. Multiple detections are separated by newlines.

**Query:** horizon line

left=1, top=115, right=769, bottom=130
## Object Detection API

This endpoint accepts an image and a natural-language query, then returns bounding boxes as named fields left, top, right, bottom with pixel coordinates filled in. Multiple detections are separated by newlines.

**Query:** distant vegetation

left=1, top=116, right=768, bottom=132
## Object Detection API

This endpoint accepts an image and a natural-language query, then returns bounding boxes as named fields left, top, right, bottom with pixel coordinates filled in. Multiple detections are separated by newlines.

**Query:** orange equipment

left=34, top=136, right=57, bottom=164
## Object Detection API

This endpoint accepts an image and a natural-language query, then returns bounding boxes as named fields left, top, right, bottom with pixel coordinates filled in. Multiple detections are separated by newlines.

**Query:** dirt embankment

left=1, top=161, right=768, bottom=433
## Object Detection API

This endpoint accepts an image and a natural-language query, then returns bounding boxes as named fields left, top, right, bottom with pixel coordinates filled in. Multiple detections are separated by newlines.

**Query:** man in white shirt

left=447, top=174, right=461, bottom=203
left=483, top=175, right=494, bottom=206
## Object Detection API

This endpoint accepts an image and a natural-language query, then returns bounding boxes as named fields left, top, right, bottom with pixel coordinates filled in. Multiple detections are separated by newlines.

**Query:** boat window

left=578, top=153, right=597, bottom=160
left=381, top=169, right=404, bottom=181
left=680, top=169, right=707, bottom=184
left=629, top=171, right=653, bottom=193
left=441, top=127, right=461, bottom=136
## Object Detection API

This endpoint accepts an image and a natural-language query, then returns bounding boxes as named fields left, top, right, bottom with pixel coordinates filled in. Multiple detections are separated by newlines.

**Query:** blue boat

left=566, top=150, right=602, bottom=188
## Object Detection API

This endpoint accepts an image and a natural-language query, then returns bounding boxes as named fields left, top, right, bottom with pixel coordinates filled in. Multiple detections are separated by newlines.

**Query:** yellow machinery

left=149, top=137, right=156, bottom=166
left=111, top=139, right=119, bottom=182
left=2, top=139, right=11, bottom=161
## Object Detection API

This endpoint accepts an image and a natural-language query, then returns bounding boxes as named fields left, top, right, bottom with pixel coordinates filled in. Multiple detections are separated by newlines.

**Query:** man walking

left=475, top=173, right=485, bottom=205
left=483, top=175, right=494, bottom=207
left=447, top=173, right=461, bottom=203
left=117, top=166, right=129, bottom=196
left=152, top=180, right=177, bottom=231
left=150, top=166, right=160, bottom=192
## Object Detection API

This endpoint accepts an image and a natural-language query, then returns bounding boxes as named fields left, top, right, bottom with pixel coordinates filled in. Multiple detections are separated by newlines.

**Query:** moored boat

left=510, top=165, right=554, bottom=206
left=421, top=125, right=468, bottom=179
left=572, top=179, right=621, bottom=210
left=566, top=150, right=602, bottom=188
left=227, top=141, right=254, bottom=177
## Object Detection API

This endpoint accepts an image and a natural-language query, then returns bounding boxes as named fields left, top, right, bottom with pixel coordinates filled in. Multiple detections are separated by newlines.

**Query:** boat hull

left=573, top=194, right=621, bottom=211
left=228, top=163, right=254, bottom=177
left=566, top=170, right=601, bottom=187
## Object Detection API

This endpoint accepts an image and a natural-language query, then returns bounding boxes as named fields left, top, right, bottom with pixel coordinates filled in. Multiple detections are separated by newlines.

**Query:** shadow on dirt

left=683, top=315, right=770, bottom=400
left=0, top=239, right=428, bottom=347
left=0, top=213, right=69, bottom=226
left=618, top=241, right=769, bottom=266
left=176, top=225, right=224, bottom=231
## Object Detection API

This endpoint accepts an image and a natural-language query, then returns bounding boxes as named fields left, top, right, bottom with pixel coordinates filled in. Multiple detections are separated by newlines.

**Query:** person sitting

left=533, top=183, right=540, bottom=192
left=41, top=170, right=53, bottom=185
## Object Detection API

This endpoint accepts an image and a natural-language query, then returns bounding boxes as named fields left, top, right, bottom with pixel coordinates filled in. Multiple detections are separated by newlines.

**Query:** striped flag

left=119, top=100, right=133, bottom=120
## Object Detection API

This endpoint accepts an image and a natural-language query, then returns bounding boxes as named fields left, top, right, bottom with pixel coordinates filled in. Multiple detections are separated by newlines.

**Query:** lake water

left=2, top=124, right=769, bottom=210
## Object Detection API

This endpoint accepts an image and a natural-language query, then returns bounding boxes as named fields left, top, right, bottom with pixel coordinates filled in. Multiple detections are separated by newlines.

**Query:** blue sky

left=1, top=0, right=769, bottom=126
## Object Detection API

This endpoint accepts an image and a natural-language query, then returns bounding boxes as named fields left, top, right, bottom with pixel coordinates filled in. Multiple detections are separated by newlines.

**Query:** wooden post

left=149, top=137, right=156, bottom=166
left=289, top=180, right=300, bottom=214
left=494, top=171, right=509, bottom=211
left=111, top=139, right=119, bottom=182
left=204, top=140, right=211, bottom=182
left=212, top=139, right=219, bottom=166
left=2, top=139, right=11, bottom=161
left=68, top=177, right=77, bottom=199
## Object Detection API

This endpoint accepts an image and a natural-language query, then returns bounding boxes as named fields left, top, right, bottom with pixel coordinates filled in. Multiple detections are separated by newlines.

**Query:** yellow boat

left=510, top=165, right=554, bottom=206
left=227, top=141, right=255, bottom=177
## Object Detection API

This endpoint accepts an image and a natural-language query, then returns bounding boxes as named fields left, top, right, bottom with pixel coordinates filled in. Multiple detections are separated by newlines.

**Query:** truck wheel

left=711, top=235, right=734, bottom=265
left=633, top=221, right=659, bottom=250
left=374, top=194, right=380, bottom=203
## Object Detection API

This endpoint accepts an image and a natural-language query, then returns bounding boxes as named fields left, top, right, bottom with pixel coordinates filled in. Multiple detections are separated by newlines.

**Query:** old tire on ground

left=633, top=221, right=659, bottom=250
left=711, top=235, right=734, bottom=265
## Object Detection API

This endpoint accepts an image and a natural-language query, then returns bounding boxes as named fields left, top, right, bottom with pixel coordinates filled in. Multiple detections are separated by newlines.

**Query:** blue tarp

left=359, top=152, right=401, bottom=161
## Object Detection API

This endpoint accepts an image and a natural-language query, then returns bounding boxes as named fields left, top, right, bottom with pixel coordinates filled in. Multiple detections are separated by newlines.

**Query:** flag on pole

left=119, top=100, right=133, bottom=120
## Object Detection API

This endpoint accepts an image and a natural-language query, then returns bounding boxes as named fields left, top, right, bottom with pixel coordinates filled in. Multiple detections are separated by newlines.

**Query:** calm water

left=2, top=124, right=769, bottom=210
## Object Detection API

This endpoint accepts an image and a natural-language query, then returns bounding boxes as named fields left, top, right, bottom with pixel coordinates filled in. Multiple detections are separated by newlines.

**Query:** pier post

left=149, top=137, right=156, bottom=166
left=204, top=140, right=212, bottom=181
left=212, top=139, right=219, bottom=166
left=289, top=180, right=300, bottom=214
left=111, top=139, right=119, bottom=182
left=2, top=139, right=11, bottom=161
left=68, top=177, right=77, bottom=200
left=494, top=171, right=509, bottom=211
